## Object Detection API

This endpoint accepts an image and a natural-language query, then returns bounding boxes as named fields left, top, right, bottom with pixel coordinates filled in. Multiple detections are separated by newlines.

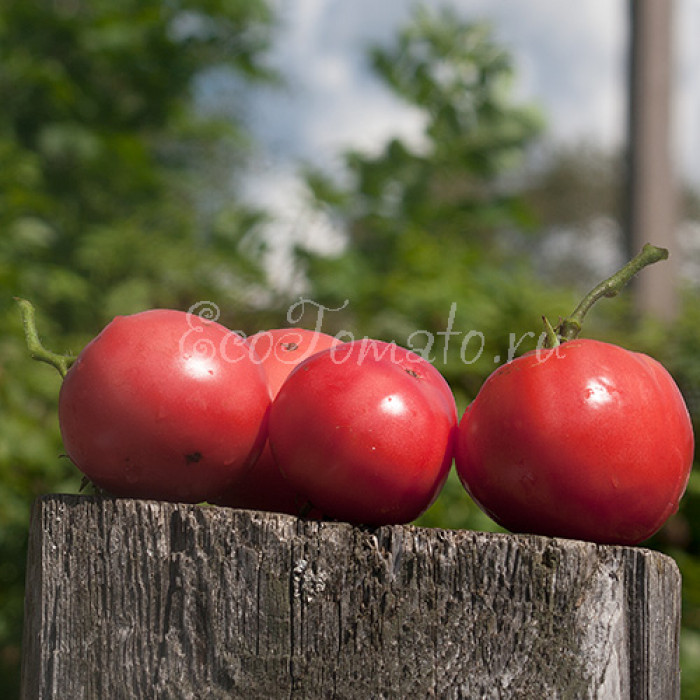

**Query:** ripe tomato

left=59, top=309, right=270, bottom=503
left=210, top=328, right=340, bottom=515
left=268, top=339, right=457, bottom=525
left=247, top=328, right=342, bottom=398
left=454, top=338, right=694, bottom=545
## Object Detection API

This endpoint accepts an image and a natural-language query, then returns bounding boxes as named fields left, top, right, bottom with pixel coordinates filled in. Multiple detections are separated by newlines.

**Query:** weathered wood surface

left=21, top=494, right=680, bottom=699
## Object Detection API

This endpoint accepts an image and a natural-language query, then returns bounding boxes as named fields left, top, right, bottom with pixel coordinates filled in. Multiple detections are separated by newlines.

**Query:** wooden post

left=626, top=0, right=678, bottom=318
left=21, top=494, right=681, bottom=699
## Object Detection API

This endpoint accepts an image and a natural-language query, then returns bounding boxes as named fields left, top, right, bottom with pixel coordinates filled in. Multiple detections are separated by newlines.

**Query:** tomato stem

left=541, top=315, right=560, bottom=349
left=14, top=297, right=76, bottom=378
left=556, top=243, right=669, bottom=342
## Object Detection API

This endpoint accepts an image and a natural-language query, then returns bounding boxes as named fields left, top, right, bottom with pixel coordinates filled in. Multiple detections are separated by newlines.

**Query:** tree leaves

left=0, top=1, right=275, bottom=692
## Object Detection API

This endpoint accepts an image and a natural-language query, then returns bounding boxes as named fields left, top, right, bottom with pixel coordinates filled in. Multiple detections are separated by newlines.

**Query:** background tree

left=0, top=0, right=276, bottom=693
left=298, top=8, right=574, bottom=402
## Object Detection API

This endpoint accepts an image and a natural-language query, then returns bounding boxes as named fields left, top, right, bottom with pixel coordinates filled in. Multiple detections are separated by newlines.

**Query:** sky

left=229, top=0, right=700, bottom=285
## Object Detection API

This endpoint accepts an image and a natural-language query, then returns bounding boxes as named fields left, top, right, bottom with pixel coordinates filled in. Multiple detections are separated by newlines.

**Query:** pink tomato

left=59, top=309, right=269, bottom=503
left=268, top=339, right=457, bottom=525
left=454, top=339, right=694, bottom=544
left=210, top=327, right=340, bottom=515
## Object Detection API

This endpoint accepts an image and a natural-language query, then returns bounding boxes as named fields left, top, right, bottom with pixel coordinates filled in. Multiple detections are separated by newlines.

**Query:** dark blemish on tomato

left=281, top=342, right=299, bottom=352
left=404, top=368, right=420, bottom=379
left=185, top=451, right=202, bottom=465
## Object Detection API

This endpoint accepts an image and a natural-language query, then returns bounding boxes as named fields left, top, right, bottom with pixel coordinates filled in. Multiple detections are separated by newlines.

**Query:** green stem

left=541, top=315, right=560, bottom=349
left=14, top=298, right=76, bottom=378
left=555, top=243, right=669, bottom=342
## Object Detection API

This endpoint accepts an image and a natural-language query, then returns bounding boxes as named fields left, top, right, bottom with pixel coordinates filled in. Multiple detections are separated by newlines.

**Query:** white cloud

left=253, top=0, right=628, bottom=169
left=247, top=0, right=699, bottom=180
left=236, top=0, right=699, bottom=288
left=249, top=0, right=425, bottom=169
left=457, top=0, right=626, bottom=147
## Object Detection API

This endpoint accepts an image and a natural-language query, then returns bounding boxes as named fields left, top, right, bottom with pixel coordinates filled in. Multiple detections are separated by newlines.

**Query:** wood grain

left=21, top=494, right=681, bottom=699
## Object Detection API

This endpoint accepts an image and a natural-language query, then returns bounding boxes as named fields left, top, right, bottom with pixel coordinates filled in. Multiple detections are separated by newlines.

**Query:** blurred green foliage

left=0, top=0, right=278, bottom=694
left=1, top=2, right=700, bottom=697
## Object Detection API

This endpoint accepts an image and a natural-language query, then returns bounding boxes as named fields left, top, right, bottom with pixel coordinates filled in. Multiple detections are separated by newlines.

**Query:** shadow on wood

left=21, top=494, right=680, bottom=699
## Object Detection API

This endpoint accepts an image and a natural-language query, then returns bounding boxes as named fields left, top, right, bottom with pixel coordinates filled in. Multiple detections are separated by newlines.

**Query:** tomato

left=247, top=328, right=342, bottom=398
left=58, top=309, right=270, bottom=503
left=211, top=327, right=340, bottom=515
left=454, top=338, right=694, bottom=545
left=268, top=339, right=457, bottom=525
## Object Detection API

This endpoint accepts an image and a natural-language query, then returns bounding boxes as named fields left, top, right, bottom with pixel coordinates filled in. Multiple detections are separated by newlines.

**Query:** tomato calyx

left=541, top=243, right=669, bottom=349
left=15, top=297, right=76, bottom=378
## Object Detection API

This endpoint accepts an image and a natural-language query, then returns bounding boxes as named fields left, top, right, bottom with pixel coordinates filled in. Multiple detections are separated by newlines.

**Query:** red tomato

left=211, top=328, right=340, bottom=515
left=268, top=339, right=457, bottom=525
left=454, top=338, right=694, bottom=545
left=59, top=309, right=270, bottom=503
left=247, top=328, right=342, bottom=396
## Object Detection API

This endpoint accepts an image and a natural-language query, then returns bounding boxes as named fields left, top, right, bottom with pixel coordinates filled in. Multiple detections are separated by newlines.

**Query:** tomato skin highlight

left=211, top=328, right=341, bottom=516
left=268, top=339, right=458, bottom=526
left=58, top=309, right=270, bottom=503
left=454, top=338, right=694, bottom=545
